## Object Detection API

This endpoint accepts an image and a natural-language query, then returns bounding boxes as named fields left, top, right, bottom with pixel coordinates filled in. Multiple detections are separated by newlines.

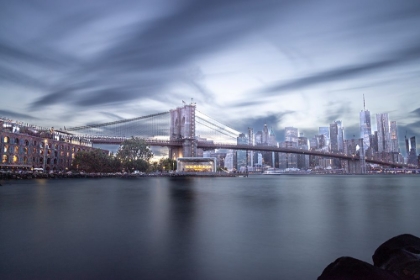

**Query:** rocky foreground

left=318, top=234, right=420, bottom=279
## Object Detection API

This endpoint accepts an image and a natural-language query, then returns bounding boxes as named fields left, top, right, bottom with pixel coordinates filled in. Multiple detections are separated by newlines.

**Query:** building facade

left=1, top=120, right=99, bottom=171
left=360, top=110, right=372, bottom=151
left=376, top=113, right=391, bottom=153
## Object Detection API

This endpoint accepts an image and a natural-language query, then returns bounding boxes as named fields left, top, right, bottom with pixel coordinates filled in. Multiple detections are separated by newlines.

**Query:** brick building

left=1, top=119, right=103, bottom=171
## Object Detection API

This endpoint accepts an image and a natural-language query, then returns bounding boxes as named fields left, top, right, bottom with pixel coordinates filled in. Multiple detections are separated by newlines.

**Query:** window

left=3, top=136, right=9, bottom=143
left=14, top=138, right=19, bottom=145
left=3, top=145, right=8, bottom=153
left=14, top=146, right=19, bottom=153
left=2, top=155, right=8, bottom=163
left=12, top=155, right=18, bottom=163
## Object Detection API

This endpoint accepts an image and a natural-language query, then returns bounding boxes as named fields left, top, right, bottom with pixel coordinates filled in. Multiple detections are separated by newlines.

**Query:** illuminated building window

left=3, top=145, right=8, bottom=153
left=13, top=155, right=18, bottom=163
left=14, top=146, right=19, bottom=153
left=3, top=136, right=9, bottom=143
left=2, top=155, right=8, bottom=163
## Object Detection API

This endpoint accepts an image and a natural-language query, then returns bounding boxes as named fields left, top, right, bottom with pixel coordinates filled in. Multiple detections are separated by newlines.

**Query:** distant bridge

left=64, top=103, right=416, bottom=171
left=87, top=137, right=411, bottom=169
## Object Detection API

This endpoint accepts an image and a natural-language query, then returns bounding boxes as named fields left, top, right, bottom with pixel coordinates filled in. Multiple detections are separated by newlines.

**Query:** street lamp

left=43, top=139, right=48, bottom=172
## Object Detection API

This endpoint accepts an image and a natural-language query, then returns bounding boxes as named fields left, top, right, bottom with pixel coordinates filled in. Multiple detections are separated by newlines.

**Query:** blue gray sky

left=1, top=0, right=419, bottom=153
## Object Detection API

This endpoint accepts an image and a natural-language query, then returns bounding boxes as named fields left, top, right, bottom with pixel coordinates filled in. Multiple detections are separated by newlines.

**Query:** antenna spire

left=363, top=94, right=366, bottom=110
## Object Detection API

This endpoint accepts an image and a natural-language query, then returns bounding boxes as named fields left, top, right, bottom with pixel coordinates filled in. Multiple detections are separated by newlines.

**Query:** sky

left=1, top=0, right=420, bottom=155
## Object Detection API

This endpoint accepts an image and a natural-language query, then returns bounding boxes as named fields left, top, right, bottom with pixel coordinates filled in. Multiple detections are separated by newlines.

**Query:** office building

left=359, top=96, right=372, bottom=151
left=318, top=127, right=330, bottom=151
left=330, top=121, right=344, bottom=152
left=236, top=133, right=248, bottom=171
left=408, top=136, right=418, bottom=166
left=297, top=136, right=309, bottom=169
left=376, top=113, right=391, bottom=152
left=390, top=121, right=399, bottom=152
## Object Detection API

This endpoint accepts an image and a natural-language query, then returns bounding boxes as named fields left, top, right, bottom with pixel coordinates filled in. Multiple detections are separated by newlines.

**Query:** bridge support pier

left=170, top=104, right=197, bottom=158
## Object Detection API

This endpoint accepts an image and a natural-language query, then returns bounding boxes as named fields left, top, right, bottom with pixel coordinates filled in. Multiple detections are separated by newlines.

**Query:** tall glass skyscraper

left=359, top=112, right=371, bottom=151
left=390, top=121, right=399, bottom=152
left=408, top=136, right=417, bottom=165
left=236, top=133, right=248, bottom=171
left=285, top=127, right=299, bottom=143
left=330, top=120, right=344, bottom=152
left=318, top=127, right=330, bottom=151
left=376, top=113, right=391, bottom=152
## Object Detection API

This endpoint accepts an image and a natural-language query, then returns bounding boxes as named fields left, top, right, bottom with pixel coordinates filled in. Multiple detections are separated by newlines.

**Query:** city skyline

left=1, top=1, right=419, bottom=152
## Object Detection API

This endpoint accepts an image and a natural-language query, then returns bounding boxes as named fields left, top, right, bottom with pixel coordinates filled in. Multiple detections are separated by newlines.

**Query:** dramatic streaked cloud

left=0, top=110, right=38, bottom=120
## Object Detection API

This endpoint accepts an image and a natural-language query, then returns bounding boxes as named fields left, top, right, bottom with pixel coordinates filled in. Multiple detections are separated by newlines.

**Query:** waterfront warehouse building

left=1, top=119, right=104, bottom=171
left=177, top=157, right=216, bottom=172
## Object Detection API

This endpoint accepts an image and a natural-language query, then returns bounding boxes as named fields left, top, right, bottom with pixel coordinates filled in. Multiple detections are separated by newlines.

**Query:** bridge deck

left=89, top=138, right=413, bottom=168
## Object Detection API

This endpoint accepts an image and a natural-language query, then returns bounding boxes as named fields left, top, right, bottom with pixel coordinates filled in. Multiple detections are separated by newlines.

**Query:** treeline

left=71, top=137, right=176, bottom=173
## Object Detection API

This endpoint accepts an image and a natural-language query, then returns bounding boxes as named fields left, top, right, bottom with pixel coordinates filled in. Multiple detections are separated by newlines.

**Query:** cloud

left=100, top=112, right=125, bottom=121
left=410, top=108, right=420, bottom=118
left=0, top=110, right=38, bottom=120
left=255, top=43, right=420, bottom=95
left=235, top=111, right=297, bottom=140
left=323, top=101, right=353, bottom=124
left=0, top=65, right=48, bottom=88
left=27, top=0, right=291, bottom=109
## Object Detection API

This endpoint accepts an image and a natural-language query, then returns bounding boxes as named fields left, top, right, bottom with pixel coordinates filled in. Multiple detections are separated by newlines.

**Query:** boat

left=263, top=168, right=284, bottom=175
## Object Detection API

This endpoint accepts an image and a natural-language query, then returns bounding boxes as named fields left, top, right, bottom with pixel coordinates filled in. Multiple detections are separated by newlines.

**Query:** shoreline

left=1, top=171, right=418, bottom=182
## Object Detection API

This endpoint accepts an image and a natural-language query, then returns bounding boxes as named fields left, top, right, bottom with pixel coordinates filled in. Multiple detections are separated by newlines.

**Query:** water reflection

left=1, top=176, right=420, bottom=279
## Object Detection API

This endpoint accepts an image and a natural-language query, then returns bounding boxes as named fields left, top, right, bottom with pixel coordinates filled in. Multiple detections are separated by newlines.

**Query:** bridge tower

left=169, top=104, right=197, bottom=159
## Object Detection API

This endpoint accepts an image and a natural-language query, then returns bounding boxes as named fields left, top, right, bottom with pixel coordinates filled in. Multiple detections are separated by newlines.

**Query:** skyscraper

left=390, top=121, right=399, bottom=152
left=359, top=95, right=372, bottom=151
left=330, top=120, right=344, bottom=152
left=285, top=127, right=299, bottom=143
left=255, top=131, right=263, bottom=145
left=318, top=127, right=330, bottom=151
left=247, top=127, right=254, bottom=168
left=408, top=136, right=417, bottom=166
left=405, top=134, right=410, bottom=157
left=297, top=136, right=309, bottom=169
left=236, top=133, right=248, bottom=171
left=262, top=124, right=269, bottom=144
left=376, top=113, right=391, bottom=152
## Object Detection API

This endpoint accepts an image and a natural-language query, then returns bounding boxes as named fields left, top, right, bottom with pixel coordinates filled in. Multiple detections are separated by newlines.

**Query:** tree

left=72, top=149, right=120, bottom=173
left=158, top=158, right=177, bottom=172
left=117, top=137, right=153, bottom=172
left=117, top=137, right=153, bottom=162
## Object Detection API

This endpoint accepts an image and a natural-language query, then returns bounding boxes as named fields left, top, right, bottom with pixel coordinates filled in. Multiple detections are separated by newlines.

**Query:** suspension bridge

left=63, top=103, right=414, bottom=170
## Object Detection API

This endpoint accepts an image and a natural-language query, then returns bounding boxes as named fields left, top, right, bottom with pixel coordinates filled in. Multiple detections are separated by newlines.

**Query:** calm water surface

left=1, top=175, right=420, bottom=279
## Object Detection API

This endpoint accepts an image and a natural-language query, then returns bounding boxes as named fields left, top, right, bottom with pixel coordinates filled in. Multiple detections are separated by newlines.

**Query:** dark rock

left=318, top=256, right=400, bottom=280
left=373, top=234, right=420, bottom=279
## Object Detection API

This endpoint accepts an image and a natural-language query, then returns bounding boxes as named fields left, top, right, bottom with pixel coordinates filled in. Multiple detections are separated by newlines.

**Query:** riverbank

left=0, top=171, right=238, bottom=180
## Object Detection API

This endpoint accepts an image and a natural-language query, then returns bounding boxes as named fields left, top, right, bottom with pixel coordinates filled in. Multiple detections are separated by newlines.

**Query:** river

left=1, top=175, right=419, bottom=279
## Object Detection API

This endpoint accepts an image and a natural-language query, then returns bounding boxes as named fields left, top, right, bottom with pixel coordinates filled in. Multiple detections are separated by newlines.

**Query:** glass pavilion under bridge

left=176, top=157, right=216, bottom=173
